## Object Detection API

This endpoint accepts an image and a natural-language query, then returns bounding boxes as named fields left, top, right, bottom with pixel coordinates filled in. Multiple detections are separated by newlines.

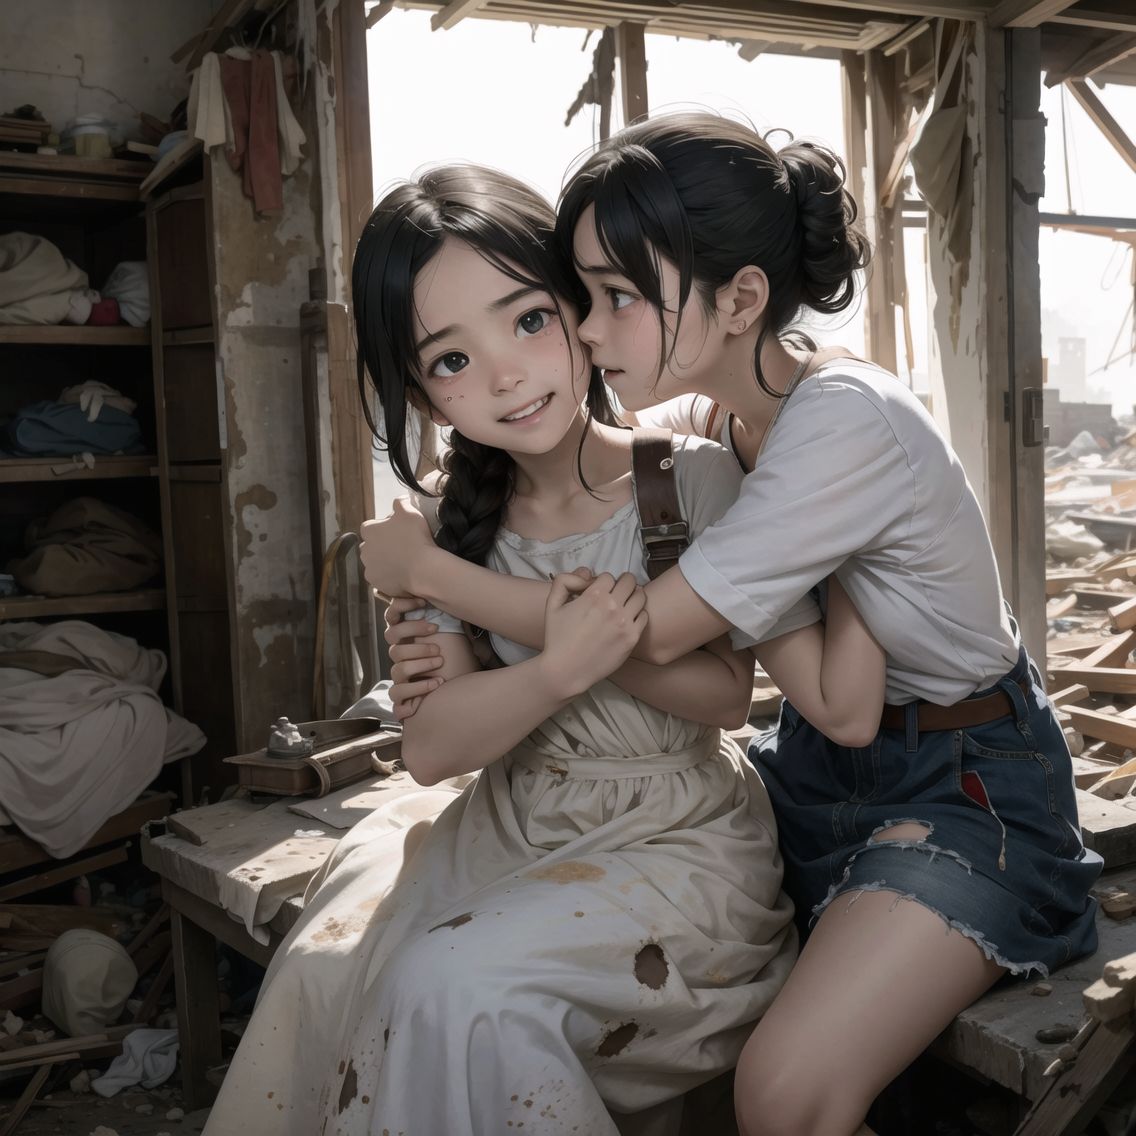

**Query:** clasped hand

left=384, top=570, right=647, bottom=720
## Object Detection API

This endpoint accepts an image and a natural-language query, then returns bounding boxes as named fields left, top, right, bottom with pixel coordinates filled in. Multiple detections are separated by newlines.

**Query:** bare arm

left=362, top=504, right=726, bottom=662
left=752, top=577, right=885, bottom=748
left=398, top=573, right=647, bottom=785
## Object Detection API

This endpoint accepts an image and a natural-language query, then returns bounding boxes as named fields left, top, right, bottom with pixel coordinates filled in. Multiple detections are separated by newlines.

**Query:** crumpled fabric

left=59, top=382, right=137, bottom=423
left=0, top=620, right=205, bottom=857
left=0, top=232, right=91, bottom=326
left=91, top=1029, right=180, bottom=1097
left=8, top=497, right=162, bottom=597
left=100, top=262, right=150, bottom=327
left=2, top=399, right=143, bottom=457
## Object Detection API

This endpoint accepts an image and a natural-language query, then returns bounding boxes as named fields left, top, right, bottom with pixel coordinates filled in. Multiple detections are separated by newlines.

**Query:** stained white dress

left=203, top=435, right=798, bottom=1136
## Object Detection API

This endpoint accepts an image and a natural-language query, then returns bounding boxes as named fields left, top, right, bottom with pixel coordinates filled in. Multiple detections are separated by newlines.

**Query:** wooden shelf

left=0, top=455, right=157, bottom=483
left=0, top=326, right=149, bottom=346
left=0, top=588, right=166, bottom=621
left=0, top=152, right=148, bottom=183
left=163, top=326, right=214, bottom=347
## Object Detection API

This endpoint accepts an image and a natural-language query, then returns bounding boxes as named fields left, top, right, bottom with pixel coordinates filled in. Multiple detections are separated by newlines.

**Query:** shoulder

left=634, top=393, right=715, bottom=438
left=791, top=362, right=939, bottom=438
left=670, top=433, right=744, bottom=524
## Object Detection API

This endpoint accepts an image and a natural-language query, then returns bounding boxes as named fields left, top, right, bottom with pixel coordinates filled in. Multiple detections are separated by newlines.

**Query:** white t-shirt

left=637, top=362, right=1019, bottom=705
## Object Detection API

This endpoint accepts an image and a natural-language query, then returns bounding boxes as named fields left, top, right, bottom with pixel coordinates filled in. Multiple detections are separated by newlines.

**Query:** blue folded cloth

left=4, top=400, right=143, bottom=455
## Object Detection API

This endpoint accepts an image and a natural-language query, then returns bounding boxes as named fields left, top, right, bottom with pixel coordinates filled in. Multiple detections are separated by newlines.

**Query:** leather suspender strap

left=704, top=401, right=723, bottom=443
left=631, top=428, right=689, bottom=580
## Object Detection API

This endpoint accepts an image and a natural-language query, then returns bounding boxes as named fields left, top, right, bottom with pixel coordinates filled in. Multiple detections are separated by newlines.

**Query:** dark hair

left=556, top=112, right=871, bottom=397
left=353, top=165, right=616, bottom=567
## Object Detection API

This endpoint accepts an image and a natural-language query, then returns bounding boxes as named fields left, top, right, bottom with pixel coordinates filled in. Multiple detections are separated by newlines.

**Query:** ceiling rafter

left=987, top=0, right=1080, bottom=28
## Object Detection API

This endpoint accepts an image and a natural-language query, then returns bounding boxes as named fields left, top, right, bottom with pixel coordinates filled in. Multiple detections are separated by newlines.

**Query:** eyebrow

left=574, top=261, right=612, bottom=275
left=414, top=285, right=542, bottom=352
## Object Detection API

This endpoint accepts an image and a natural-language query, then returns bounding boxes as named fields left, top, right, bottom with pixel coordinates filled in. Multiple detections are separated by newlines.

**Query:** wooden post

left=616, top=22, right=648, bottom=125
left=841, top=51, right=869, bottom=351
left=864, top=48, right=899, bottom=375
left=330, top=0, right=377, bottom=536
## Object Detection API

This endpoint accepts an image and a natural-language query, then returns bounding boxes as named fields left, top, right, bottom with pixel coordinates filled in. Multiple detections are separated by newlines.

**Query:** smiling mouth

left=501, top=394, right=552, bottom=422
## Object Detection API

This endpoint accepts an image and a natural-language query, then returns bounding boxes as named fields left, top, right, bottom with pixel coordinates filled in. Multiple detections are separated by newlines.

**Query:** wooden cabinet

left=0, top=157, right=167, bottom=638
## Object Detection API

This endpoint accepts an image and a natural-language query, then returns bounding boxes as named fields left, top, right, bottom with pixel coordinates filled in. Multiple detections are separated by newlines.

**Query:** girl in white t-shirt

left=364, top=115, right=1100, bottom=1136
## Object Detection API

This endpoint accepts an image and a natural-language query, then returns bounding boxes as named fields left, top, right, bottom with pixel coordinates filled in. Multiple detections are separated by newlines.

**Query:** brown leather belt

left=879, top=678, right=1029, bottom=733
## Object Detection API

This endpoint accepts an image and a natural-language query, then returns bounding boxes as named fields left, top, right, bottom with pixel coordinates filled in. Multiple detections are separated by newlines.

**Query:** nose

left=577, top=306, right=602, bottom=348
left=490, top=355, right=525, bottom=394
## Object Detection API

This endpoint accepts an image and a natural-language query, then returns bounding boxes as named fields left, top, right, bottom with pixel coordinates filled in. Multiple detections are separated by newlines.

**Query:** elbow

left=826, top=715, right=881, bottom=749
left=716, top=694, right=752, bottom=732
left=399, top=740, right=443, bottom=786
left=642, top=639, right=683, bottom=667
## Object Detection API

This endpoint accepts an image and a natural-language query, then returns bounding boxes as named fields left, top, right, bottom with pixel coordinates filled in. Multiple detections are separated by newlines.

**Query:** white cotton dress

left=202, top=435, right=800, bottom=1136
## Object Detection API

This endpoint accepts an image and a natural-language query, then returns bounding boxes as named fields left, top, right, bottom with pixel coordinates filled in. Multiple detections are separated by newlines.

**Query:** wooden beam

left=615, top=22, right=649, bottom=125
left=881, top=17, right=932, bottom=55
left=1110, top=595, right=1136, bottom=631
left=988, top=0, right=1080, bottom=28
left=366, top=0, right=398, bottom=28
left=1046, top=31, right=1136, bottom=85
left=863, top=48, right=899, bottom=375
left=431, top=0, right=489, bottom=30
left=1066, top=79, right=1136, bottom=175
left=1049, top=1, right=1136, bottom=33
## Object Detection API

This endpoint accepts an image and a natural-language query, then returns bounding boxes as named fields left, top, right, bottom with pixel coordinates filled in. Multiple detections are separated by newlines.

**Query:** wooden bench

left=142, top=778, right=1136, bottom=1124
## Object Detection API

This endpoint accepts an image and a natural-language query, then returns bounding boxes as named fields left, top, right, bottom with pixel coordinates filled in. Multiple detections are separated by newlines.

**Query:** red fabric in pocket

left=962, top=770, right=991, bottom=810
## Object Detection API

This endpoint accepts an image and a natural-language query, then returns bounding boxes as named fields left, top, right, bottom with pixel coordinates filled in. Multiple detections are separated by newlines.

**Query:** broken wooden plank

left=1110, top=596, right=1136, bottom=632
left=1078, top=789, right=1136, bottom=868
left=0, top=1063, right=51, bottom=1136
left=0, top=1024, right=138, bottom=1067
left=1072, top=587, right=1131, bottom=611
left=0, top=845, right=128, bottom=904
left=1012, top=1016, right=1135, bottom=1135
left=1053, top=666, right=1136, bottom=695
left=1047, top=593, right=1078, bottom=619
left=1066, top=706, right=1136, bottom=749
left=1080, top=629, right=1136, bottom=669
left=1074, top=754, right=1121, bottom=789
left=1050, top=683, right=1091, bottom=706
left=1088, top=755, right=1136, bottom=800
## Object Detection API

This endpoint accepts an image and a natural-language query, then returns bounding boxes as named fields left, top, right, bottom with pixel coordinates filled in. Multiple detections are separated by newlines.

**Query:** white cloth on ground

left=202, top=434, right=796, bottom=1136
left=0, top=621, right=205, bottom=856
left=91, top=1029, right=180, bottom=1096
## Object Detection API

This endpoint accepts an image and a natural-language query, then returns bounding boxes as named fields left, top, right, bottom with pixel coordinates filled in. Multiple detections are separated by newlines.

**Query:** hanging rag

left=187, top=48, right=306, bottom=216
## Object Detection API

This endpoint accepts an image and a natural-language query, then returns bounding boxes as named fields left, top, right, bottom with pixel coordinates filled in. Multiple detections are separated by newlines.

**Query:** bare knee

left=734, top=1026, right=869, bottom=1136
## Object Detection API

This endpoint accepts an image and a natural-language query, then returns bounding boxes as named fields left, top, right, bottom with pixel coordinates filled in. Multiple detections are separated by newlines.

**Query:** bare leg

left=734, top=869, right=1004, bottom=1136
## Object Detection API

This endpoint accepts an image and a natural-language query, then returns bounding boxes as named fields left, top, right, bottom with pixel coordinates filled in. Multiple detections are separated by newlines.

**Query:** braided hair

left=556, top=112, right=871, bottom=398
left=353, top=165, right=616, bottom=568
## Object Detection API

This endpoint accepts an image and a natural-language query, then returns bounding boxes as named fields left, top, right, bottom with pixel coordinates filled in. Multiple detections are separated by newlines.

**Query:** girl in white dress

left=203, top=165, right=884, bottom=1136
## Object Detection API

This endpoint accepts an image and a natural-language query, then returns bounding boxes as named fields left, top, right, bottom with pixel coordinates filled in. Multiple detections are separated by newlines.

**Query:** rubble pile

left=1046, top=413, right=1136, bottom=820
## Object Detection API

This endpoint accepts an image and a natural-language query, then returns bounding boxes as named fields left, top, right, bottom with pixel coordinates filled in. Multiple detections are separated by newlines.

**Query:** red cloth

left=218, top=51, right=283, bottom=215
left=85, top=297, right=120, bottom=326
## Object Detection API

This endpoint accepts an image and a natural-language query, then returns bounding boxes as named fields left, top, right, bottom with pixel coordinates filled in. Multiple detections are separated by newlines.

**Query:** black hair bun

left=779, top=140, right=871, bottom=315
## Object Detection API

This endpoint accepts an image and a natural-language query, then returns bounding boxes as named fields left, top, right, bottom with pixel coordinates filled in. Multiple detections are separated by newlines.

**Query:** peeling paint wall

left=1, top=1, right=214, bottom=141
left=210, top=150, right=320, bottom=747
left=925, top=35, right=991, bottom=519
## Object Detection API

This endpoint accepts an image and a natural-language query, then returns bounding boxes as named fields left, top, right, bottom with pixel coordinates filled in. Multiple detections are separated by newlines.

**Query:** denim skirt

left=750, top=647, right=1102, bottom=976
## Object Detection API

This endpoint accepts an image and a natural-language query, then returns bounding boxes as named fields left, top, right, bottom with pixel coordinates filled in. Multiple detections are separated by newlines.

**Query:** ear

left=409, top=390, right=450, bottom=428
left=715, top=266, right=770, bottom=336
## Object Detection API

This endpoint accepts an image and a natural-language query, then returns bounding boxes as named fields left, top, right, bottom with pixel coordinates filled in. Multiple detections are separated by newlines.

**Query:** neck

left=708, top=331, right=804, bottom=431
left=506, top=408, right=622, bottom=504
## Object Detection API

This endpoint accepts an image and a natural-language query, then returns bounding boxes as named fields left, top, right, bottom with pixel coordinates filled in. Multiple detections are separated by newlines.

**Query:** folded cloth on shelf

left=8, top=497, right=162, bottom=597
left=4, top=398, right=144, bottom=457
left=100, top=262, right=149, bottom=327
left=59, top=381, right=137, bottom=422
left=0, top=620, right=205, bottom=857
left=0, top=232, right=92, bottom=325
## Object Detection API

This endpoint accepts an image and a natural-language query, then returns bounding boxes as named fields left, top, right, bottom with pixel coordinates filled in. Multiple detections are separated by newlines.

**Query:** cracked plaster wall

left=1, top=1, right=215, bottom=139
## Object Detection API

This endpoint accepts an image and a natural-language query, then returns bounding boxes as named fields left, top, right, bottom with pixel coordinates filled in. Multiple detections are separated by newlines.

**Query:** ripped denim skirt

left=750, top=646, right=1102, bottom=977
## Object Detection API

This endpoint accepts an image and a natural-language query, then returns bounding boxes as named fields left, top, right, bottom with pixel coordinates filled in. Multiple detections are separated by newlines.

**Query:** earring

left=734, top=320, right=747, bottom=333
